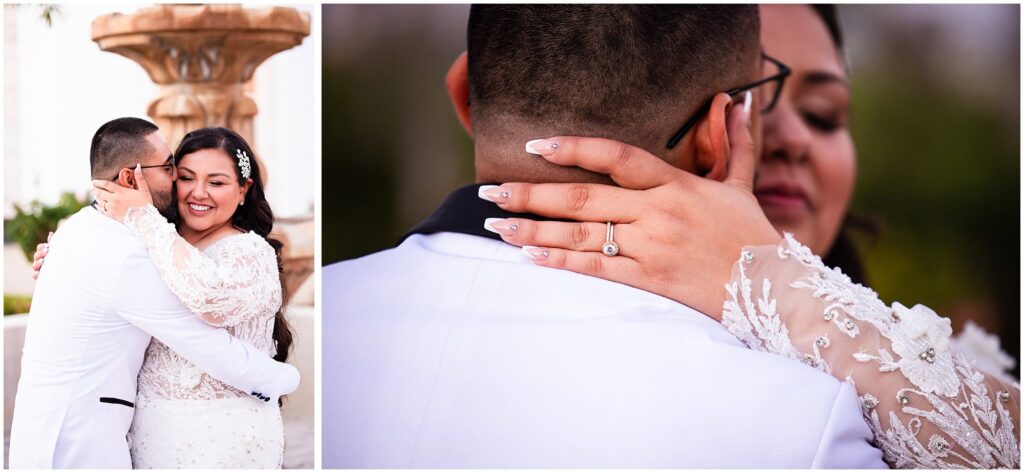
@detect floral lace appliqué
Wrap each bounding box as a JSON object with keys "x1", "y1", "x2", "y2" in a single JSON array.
[
  {"x1": 721, "y1": 233, "x2": 1019, "y2": 468},
  {"x1": 124, "y1": 205, "x2": 283, "y2": 400}
]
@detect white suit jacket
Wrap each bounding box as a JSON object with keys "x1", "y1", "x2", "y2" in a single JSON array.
[
  {"x1": 8, "y1": 206, "x2": 299, "y2": 469},
  {"x1": 323, "y1": 228, "x2": 887, "y2": 468}
]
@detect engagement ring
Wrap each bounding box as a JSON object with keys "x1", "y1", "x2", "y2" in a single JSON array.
[{"x1": 602, "y1": 221, "x2": 619, "y2": 256}]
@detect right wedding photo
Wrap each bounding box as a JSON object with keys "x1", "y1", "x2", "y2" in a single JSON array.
[{"x1": 320, "y1": 4, "x2": 1020, "y2": 468}]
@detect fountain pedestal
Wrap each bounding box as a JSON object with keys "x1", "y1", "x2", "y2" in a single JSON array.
[{"x1": 92, "y1": 4, "x2": 310, "y2": 147}]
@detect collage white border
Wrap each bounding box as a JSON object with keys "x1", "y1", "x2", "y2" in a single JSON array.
[{"x1": 0, "y1": 1, "x2": 1021, "y2": 472}]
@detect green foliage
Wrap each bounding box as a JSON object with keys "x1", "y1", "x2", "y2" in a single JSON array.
[
  {"x1": 848, "y1": 68, "x2": 1019, "y2": 364},
  {"x1": 322, "y1": 18, "x2": 474, "y2": 264},
  {"x1": 4, "y1": 295, "x2": 32, "y2": 316},
  {"x1": 40, "y1": 5, "x2": 60, "y2": 27},
  {"x1": 2, "y1": 4, "x2": 61, "y2": 28},
  {"x1": 850, "y1": 74, "x2": 1018, "y2": 306},
  {"x1": 6, "y1": 192, "x2": 90, "y2": 262}
]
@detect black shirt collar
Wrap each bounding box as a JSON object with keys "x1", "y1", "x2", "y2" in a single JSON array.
[{"x1": 401, "y1": 183, "x2": 551, "y2": 244}]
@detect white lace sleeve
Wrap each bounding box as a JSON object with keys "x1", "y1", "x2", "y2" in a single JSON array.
[
  {"x1": 123, "y1": 204, "x2": 282, "y2": 327},
  {"x1": 722, "y1": 233, "x2": 1019, "y2": 468}
]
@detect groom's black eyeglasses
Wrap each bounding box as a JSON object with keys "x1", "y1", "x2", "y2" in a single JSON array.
[
  {"x1": 111, "y1": 156, "x2": 176, "y2": 181},
  {"x1": 139, "y1": 162, "x2": 176, "y2": 176},
  {"x1": 666, "y1": 53, "x2": 791, "y2": 149}
]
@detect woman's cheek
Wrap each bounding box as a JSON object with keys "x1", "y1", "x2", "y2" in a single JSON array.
[
  {"x1": 176, "y1": 182, "x2": 192, "y2": 201},
  {"x1": 212, "y1": 187, "x2": 233, "y2": 208},
  {"x1": 813, "y1": 133, "x2": 857, "y2": 255}
]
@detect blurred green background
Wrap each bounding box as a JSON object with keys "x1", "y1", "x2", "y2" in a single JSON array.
[{"x1": 323, "y1": 5, "x2": 1019, "y2": 370}]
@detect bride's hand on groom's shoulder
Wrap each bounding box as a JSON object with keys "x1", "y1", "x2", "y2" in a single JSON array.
[
  {"x1": 481, "y1": 95, "x2": 780, "y2": 319},
  {"x1": 31, "y1": 232, "x2": 52, "y2": 280},
  {"x1": 92, "y1": 164, "x2": 154, "y2": 223}
]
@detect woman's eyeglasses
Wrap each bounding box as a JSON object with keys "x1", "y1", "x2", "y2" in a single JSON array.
[{"x1": 666, "y1": 53, "x2": 791, "y2": 149}]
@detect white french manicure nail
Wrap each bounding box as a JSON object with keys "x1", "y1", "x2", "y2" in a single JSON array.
[
  {"x1": 478, "y1": 185, "x2": 498, "y2": 201},
  {"x1": 483, "y1": 218, "x2": 502, "y2": 234},
  {"x1": 521, "y1": 245, "x2": 550, "y2": 261},
  {"x1": 525, "y1": 139, "x2": 558, "y2": 157},
  {"x1": 525, "y1": 139, "x2": 544, "y2": 154},
  {"x1": 478, "y1": 185, "x2": 510, "y2": 204},
  {"x1": 484, "y1": 218, "x2": 518, "y2": 236}
]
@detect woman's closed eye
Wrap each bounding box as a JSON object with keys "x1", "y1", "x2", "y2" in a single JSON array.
[
  {"x1": 178, "y1": 176, "x2": 226, "y2": 185},
  {"x1": 796, "y1": 91, "x2": 848, "y2": 134},
  {"x1": 801, "y1": 110, "x2": 842, "y2": 132}
]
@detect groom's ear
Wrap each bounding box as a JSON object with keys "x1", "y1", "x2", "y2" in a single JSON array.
[
  {"x1": 116, "y1": 167, "x2": 137, "y2": 189},
  {"x1": 446, "y1": 51, "x2": 473, "y2": 136},
  {"x1": 690, "y1": 92, "x2": 733, "y2": 182}
]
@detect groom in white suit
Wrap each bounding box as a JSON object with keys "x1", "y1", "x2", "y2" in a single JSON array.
[
  {"x1": 8, "y1": 117, "x2": 299, "y2": 468},
  {"x1": 323, "y1": 6, "x2": 885, "y2": 468}
]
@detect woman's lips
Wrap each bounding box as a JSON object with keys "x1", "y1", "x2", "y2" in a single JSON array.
[
  {"x1": 754, "y1": 185, "x2": 810, "y2": 217},
  {"x1": 186, "y1": 202, "x2": 214, "y2": 215}
]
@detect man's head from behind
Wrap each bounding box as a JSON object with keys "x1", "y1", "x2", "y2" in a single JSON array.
[
  {"x1": 90, "y1": 117, "x2": 176, "y2": 219},
  {"x1": 462, "y1": 5, "x2": 760, "y2": 184}
]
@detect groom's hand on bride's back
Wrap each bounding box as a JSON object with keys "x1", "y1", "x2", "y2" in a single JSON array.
[{"x1": 481, "y1": 97, "x2": 781, "y2": 318}]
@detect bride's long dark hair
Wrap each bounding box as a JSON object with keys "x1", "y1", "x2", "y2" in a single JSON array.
[{"x1": 173, "y1": 127, "x2": 293, "y2": 364}]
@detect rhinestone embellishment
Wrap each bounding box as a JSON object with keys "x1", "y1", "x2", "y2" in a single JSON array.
[
  {"x1": 741, "y1": 251, "x2": 753, "y2": 264},
  {"x1": 863, "y1": 395, "x2": 878, "y2": 410},
  {"x1": 509, "y1": 223, "x2": 519, "y2": 232},
  {"x1": 824, "y1": 308, "x2": 837, "y2": 321},
  {"x1": 898, "y1": 393, "x2": 910, "y2": 405},
  {"x1": 998, "y1": 391, "x2": 1010, "y2": 403},
  {"x1": 500, "y1": 191, "x2": 510, "y2": 200},
  {"x1": 602, "y1": 242, "x2": 619, "y2": 256},
  {"x1": 919, "y1": 347, "x2": 936, "y2": 364},
  {"x1": 844, "y1": 319, "x2": 856, "y2": 331},
  {"x1": 235, "y1": 149, "x2": 252, "y2": 180},
  {"x1": 928, "y1": 436, "x2": 950, "y2": 452},
  {"x1": 814, "y1": 336, "x2": 829, "y2": 348}
]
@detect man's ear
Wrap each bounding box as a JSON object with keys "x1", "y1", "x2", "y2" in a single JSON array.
[
  {"x1": 116, "y1": 167, "x2": 137, "y2": 189},
  {"x1": 690, "y1": 92, "x2": 734, "y2": 181},
  {"x1": 445, "y1": 51, "x2": 473, "y2": 136}
]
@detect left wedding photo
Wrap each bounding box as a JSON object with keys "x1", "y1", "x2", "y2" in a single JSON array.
[{"x1": 3, "y1": 4, "x2": 317, "y2": 469}]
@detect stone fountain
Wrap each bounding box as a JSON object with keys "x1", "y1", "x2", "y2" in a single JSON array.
[{"x1": 91, "y1": 4, "x2": 310, "y2": 148}]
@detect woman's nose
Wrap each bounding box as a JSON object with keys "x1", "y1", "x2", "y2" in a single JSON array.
[
  {"x1": 191, "y1": 183, "x2": 209, "y2": 198},
  {"x1": 761, "y1": 104, "x2": 811, "y2": 165}
]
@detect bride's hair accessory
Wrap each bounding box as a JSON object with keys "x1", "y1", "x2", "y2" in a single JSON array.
[
  {"x1": 236, "y1": 149, "x2": 252, "y2": 180},
  {"x1": 602, "y1": 221, "x2": 619, "y2": 256}
]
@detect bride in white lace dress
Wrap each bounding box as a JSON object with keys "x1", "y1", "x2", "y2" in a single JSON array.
[
  {"x1": 88, "y1": 127, "x2": 291, "y2": 468},
  {"x1": 470, "y1": 6, "x2": 1017, "y2": 468}
]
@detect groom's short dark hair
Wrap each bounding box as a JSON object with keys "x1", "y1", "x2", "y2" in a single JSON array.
[
  {"x1": 467, "y1": 5, "x2": 759, "y2": 173},
  {"x1": 90, "y1": 117, "x2": 159, "y2": 180}
]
